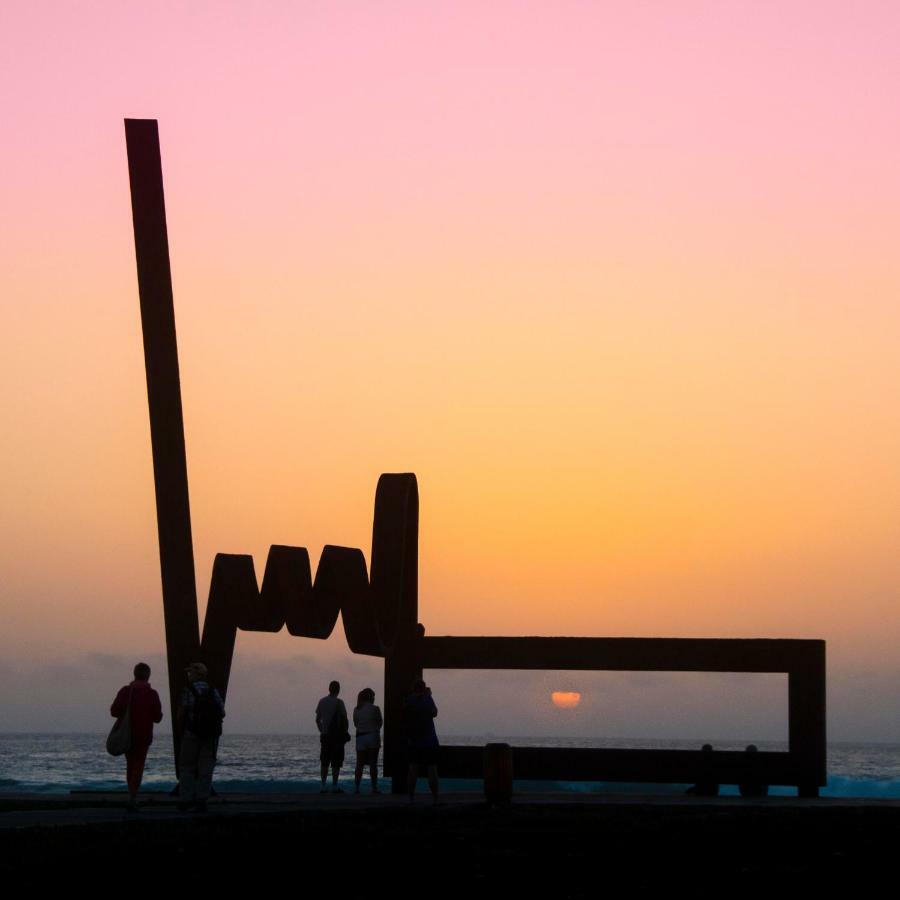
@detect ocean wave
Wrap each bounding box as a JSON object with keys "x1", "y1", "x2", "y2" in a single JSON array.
[
  {"x1": 821, "y1": 775, "x2": 900, "y2": 799},
  {"x1": 5, "y1": 776, "x2": 897, "y2": 799}
]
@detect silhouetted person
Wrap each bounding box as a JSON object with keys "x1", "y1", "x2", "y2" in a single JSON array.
[
  {"x1": 739, "y1": 744, "x2": 769, "y2": 797},
  {"x1": 353, "y1": 687, "x2": 383, "y2": 794},
  {"x1": 686, "y1": 743, "x2": 719, "y2": 797},
  {"x1": 404, "y1": 678, "x2": 439, "y2": 803},
  {"x1": 176, "y1": 662, "x2": 225, "y2": 812},
  {"x1": 110, "y1": 662, "x2": 163, "y2": 811},
  {"x1": 316, "y1": 680, "x2": 349, "y2": 793}
]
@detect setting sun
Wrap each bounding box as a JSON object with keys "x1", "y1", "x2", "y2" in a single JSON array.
[{"x1": 551, "y1": 692, "x2": 582, "y2": 709}]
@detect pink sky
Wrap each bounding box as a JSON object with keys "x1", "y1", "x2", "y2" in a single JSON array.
[{"x1": 1, "y1": 2, "x2": 899, "y2": 737}]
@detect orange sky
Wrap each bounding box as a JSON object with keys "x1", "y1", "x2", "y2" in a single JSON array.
[{"x1": 1, "y1": 3, "x2": 899, "y2": 737}]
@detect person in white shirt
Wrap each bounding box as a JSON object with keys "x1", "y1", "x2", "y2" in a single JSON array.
[{"x1": 352, "y1": 687, "x2": 383, "y2": 794}]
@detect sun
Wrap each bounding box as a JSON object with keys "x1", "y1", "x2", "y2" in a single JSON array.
[{"x1": 551, "y1": 691, "x2": 581, "y2": 709}]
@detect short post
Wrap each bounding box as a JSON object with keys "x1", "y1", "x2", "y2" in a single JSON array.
[{"x1": 484, "y1": 743, "x2": 513, "y2": 804}]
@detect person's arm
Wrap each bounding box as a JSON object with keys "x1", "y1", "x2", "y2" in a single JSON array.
[
  {"x1": 213, "y1": 689, "x2": 226, "y2": 718},
  {"x1": 152, "y1": 690, "x2": 163, "y2": 724},
  {"x1": 315, "y1": 700, "x2": 323, "y2": 733},
  {"x1": 176, "y1": 687, "x2": 189, "y2": 731},
  {"x1": 375, "y1": 706, "x2": 383, "y2": 729},
  {"x1": 429, "y1": 696, "x2": 438, "y2": 718},
  {"x1": 353, "y1": 708, "x2": 359, "y2": 729},
  {"x1": 110, "y1": 686, "x2": 126, "y2": 718}
]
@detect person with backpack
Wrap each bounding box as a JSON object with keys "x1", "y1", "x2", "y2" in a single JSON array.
[
  {"x1": 315, "y1": 680, "x2": 349, "y2": 793},
  {"x1": 177, "y1": 662, "x2": 225, "y2": 812}
]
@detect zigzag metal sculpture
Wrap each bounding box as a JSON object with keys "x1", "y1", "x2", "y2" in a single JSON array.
[
  {"x1": 202, "y1": 473, "x2": 417, "y2": 665},
  {"x1": 199, "y1": 473, "x2": 421, "y2": 779},
  {"x1": 125, "y1": 118, "x2": 827, "y2": 795}
]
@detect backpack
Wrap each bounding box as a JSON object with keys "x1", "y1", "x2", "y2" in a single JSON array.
[
  {"x1": 326, "y1": 702, "x2": 350, "y2": 744},
  {"x1": 191, "y1": 686, "x2": 224, "y2": 738}
]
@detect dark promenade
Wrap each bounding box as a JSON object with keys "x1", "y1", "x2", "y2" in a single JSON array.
[{"x1": 3, "y1": 792, "x2": 899, "y2": 892}]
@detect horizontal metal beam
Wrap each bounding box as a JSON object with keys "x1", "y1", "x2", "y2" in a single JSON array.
[
  {"x1": 435, "y1": 746, "x2": 820, "y2": 786},
  {"x1": 421, "y1": 636, "x2": 824, "y2": 673}
]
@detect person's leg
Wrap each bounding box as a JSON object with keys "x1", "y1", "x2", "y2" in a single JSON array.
[
  {"x1": 126, "y1": 743, "x2": 149, "y2": 805},
  {"x1": 407, "y1": 762, "x2": 417, "y2": 801},
  {"x1": 320, "y1": 738, "x2": 330, "y2": 792},
  {"x1": 371, "y1": 750, "x2": 380, "y2": 793},
  {"x1": 178, "y1": 731, "x2": 200, "y2": 807},
  {"x1": 427, "y1": 765, "x2": 439, "y2": 803},
  {"x1": 195, "y1": 737, "x2": 216, "y2": 809},
  {"x1": 125, "y1": 751, "x2": 136, "y2": 804},
  {"x1": 354, "y1": 757, "x2": 363, "y2": 793},
  {"x1": 331, "y1": 756, "x2": 343, "y2": 791}
]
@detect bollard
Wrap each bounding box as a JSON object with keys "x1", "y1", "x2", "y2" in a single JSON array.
[{"x1": 484, "y1": 742, "x2": 513, "y2": 804}]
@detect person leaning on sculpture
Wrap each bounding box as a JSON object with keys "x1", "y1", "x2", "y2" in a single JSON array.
[
  {"x1": 404, "y1": 678, "x2": 440, "y2": 803},
  {"x1": 176, "y1": 662, "x2": 225, "y2": 812},
  {"x1": 110, "y1": 662, "x2": 163, "y2": 811},
  {"x1": 353, "y1": 687, "x2": 383, "y2": 794},
  {"x1": 316, "y1": 680, "x2": 350, "y2": 793}
]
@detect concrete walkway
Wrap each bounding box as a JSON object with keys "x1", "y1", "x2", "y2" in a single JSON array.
[{"x1": 2, "y1": 790, "x2": 898, "y2": 829}]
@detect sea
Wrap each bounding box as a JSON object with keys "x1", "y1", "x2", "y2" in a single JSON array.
[{"x1": 2, "y1": 734, "x2": 900, "y2": 798}]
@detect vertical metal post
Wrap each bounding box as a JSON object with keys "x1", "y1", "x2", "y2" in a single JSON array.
[
  {"x1": 385, "y1": 628, "x2": 423, "y2": 793},
  {"x1": 788, "y1": 642, "x2": 827, "y2": 797},
  {"x1": 125, "y1": 118, "x2": 200, "y2": 770},
  {"x1": 369, "y1": 475, "x2": 420, "y2": 793}
]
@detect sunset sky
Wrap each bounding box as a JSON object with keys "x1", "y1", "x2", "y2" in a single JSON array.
[{"x1": 1, "y1": 2, "x2": 899, "y2": 740}]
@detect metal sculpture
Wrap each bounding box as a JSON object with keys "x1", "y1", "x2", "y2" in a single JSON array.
[
  {"x1": 125, "y1": 118, "x2": 826, "y2": 796},
  {"x1": 125, "y1": 119, "x2": 200, "y2": 766}
]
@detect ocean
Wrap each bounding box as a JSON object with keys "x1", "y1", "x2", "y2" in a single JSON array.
[{"x1": 2, "y1": 734, "x2": 900, "y2": 798}]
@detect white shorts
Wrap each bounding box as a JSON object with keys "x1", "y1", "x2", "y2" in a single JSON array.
[{"x1": 356, "y1": 732, "x2": 381, "y2": 752}]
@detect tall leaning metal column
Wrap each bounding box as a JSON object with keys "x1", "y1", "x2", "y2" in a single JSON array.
[{"x1": 125, "y1": 119, "x2": 201, "y2": 771}]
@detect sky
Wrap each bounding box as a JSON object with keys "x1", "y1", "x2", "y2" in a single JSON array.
[{"x1": 1, "y1": 2, "x2": 899, "y2": 741}]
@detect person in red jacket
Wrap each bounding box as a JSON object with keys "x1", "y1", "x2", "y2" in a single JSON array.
[{"x1": 110, "y1": 662, "x2": 163, "y2": 811}]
